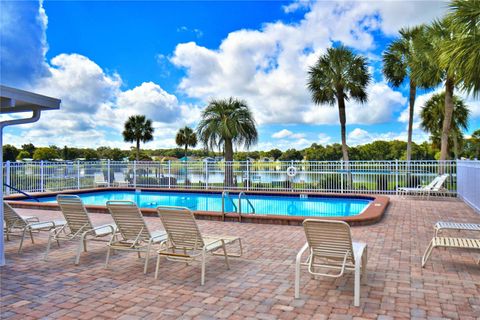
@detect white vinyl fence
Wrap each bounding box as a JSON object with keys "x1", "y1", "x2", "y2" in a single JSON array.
[
  {"x1": 456, "y1": 160, "x2": 480, "y2": 213},
  {"x1": 2, "y1": 160, "x2": 457, "y2": 196}
]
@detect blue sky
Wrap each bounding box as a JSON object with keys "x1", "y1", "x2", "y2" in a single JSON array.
[{"x1": 1, "y1": 0, "x2": 478, "y2": 151}]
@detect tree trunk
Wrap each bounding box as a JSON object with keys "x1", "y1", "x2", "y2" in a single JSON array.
[
  {"x1": 136, "y1": 139, "x2": 140, "y2": 162},
  {"x1": 440, "y1": 77, "x2": 454, "y2": 161},
  {"x1": 184, "y1": 145, "x2": 188, "y2": 158},
  {"x1": 337, "y1": 94, "x2": 351, "y2": 189},
  {"x1": 406, "y1": 80, "x2": 416, "y2": 161},
  {"x1": 224, "y1": 139, "x2": 234, "y2": 187},
  {"x1": 453, "y1": 132, "x2": 459, "y2": 160},
  {"x1": 337, "y1": 95, "x2": 349, "y2": 162}
]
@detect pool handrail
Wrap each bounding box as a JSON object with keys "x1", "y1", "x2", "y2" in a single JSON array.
[
  {"x1": 221, "y1": 191, "x2": 238, "y2": 221},
  {"x1": 3, "y1": 183, "x2": 39, "y2": 202},
  {"x1": 238, "y1": 192, "x2": 255, "y2": 222}
]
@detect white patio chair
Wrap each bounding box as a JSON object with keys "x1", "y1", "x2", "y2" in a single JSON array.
[
  {"x1": 44, "y1": 195, "x2": 116, "y2": 264},
  {"x1": 155, "y1": 206, "x2": 243, "y2": 285},
  {"x1": 295, "y1": 219, "x2": 368, "y2": 307},
  {"x1": 94, "y1": 172, "x2": 108, "y2": 187}
]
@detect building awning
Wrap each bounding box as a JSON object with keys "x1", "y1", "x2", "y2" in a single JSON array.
[
  {"x1": 1, "y1": 85, "x2": 61, "y2": 266},
  {"x1": 1, "y1": 85, "x2": 60, "y2": 114}
]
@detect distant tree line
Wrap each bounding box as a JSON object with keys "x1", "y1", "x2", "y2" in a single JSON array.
[{"x1": 4, "y1": 134, "x2": 479, "y2": 162}]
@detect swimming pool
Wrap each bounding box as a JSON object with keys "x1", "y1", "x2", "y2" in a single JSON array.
[{"x1": 30, "y1": 190, "x2": 372, "y2": 217}]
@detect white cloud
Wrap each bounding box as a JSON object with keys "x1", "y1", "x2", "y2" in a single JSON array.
[
  {"x1": 347, "y1": 127, "x2": 429, "y2": 146},
  {"x1": 317, "y1": 133, "x2": 331, "y2": 145},
  {"x1": 272, "y1": 129, "x2": 307, "y2": 139},
  {"x1": 170, "y1": 1, "x2": 439, "y2": 127}
]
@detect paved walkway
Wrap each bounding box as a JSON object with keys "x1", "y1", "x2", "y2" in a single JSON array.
[{"x1": 1, "y1": 197, "x2": 480, "y2": 319}]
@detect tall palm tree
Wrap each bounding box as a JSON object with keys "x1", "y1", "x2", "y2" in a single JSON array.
[
  {"x1": 383, "y1": 26, "x2": 425, "y2": 161},
  {"x1": 412, "y1": 16, "x2": 475, "y2": 160},
  {"x1": 123, "y1": 115, "x2": 154, "y2": 161},
  {"x1": 197, "y1": 97, "x2": 258, "y2": 186},
  {"x1": 307, "y1": 46, "x2": 371, "y2": 162},
  {"x1": 175, "y1": 126, "x2": 197, "y2": 158},
  {"x1": 443, "y1": 0, "x2": 480, "y2": 95},
  {"x1": 420, "y1": 92, "x2": 470, "y2": 159}
]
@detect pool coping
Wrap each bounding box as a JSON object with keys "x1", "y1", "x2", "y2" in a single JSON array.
[{"x1": 4, "y1": 187, "x2": 389, "y2": 226}]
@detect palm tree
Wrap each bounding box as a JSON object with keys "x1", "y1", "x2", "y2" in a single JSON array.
[
  {"x1": 175, "y1": 126, "x2": 198, "y2": 159},
  {"x1": 122, "y1": 115, "x2": 154, "y2": 162},
  {"x1": 197, "y1": 97, "x2": 258, "y2": 186},
  {"x1": 307, "y1": 46, "x2": 371, "y2": 162},
  {"x1": 412, "y1": 14, "x2": 478, "y2": 160},
  {"x1": 443, "y1": 0, "x2": 480, "y2": 95},
  {"x1": 383, "y1": 26, "x2": 425, "y2": 161},
  {"x1": 420, "y1": 92, "x2": 470, "y2": 159}
]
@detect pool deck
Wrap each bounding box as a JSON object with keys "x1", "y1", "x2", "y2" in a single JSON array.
[{"x1": 2, "y1": 196, "x2": 480, "y2": 319}]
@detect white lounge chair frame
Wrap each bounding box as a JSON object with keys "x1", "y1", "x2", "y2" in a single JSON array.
[
  {"x1": 4, "y1": 202, "x2": 66, "y2": 253},
  {"x1": 105, "y1": 201, "x2": 167, "y2": 273},
  {"x1": 113, "y1": 172, "x2": 129, "y2": 187},
  {"x1": 94, "y1": 172, "x2": 108, "y2": 187},
  {"x1": 398, "y1": 174, "x2": 448, "y2": 198},
  {"x1": 45, "y1": 195, "x2": 116, "y2": 264},
  {"x1": 422, "y1": 237, "x2": 480, "y2": 267},
  {"x1": 295, "y1": 219, "x2": 367, "y2": 307},
  {"x1": 155, "y1": 206, "x2": 243, "y2": 285},
  {"x1": 434, "y1": 221, "x2": 480, "y2": 237}
]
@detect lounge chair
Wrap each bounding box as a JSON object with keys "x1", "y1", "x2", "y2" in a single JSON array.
[
  {"x1": 427, "y1": 174, "x2": 450, "y2": 198},
  {"x1": 422, "y1": 237, "x2": 480, "y2": 267},
  {"x1": 94, "y1": 172, "x2": 108, "y2": 187},
  {"x1": 398, "y1": 174, "x2": 448, "y2": 198},
  {"x1": 4, "y1": 202, "x2": 66, "y2": 253},
  {"x1": 295, "y1": 219, "x2": 368, "y2": 307},
  {"x1": 434, "y1": 221, "x2": 480, "y2": 237},
  {"x1": 155, "y1": 206, "x2": 243, "y2": 285},
  {"x1": 113, "y1": 172, "x2": 129, "y2": 187},
  {"x1": 105, "y1": 201, "x2": 167, "y2": 273},
  {"x1": 44, "y1": 195, "x2": 116, "y2": 264}
]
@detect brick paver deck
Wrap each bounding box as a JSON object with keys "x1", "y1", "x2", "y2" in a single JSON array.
[{"x1": 2, "y1": 197, "x2": 480, "y2": 319}]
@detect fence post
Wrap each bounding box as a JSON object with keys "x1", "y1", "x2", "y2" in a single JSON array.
[
  {"x1": 168, "y1": 161, "x2": 171, "y2": 189},
  {"x1": 205, "y1": 161, "x2": 209, "y2": 190},
  {"x1": 340, "y1": 160, "x2": 344, "y2": 194},
  {"x1": 40, "y1": 160, "x2": 44, "y2": 192},
  {"x1": 107, "y1": 159, "x2": 111, "y2": 187},
  {"x1": 395, "y1": 160, "x2": 399, "y2": 195},
  {"x1": 5, "y1": 161, "x2": 10, "y2": 195},
  {"x1": 77, "y1": 160, "x2": 81, "y2": 189},
  {"x1": 246, "y1": 160, "x2": 250, "y2": 191},
  {"x1": 133, "y1": 160, "x2": 137, "y2": 188}
]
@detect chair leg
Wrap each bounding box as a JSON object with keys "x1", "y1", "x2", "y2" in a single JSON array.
[
  {"x1": 75, "y1": 240, "x2": 84, "y2": 265},
  {"x1": 154, "y1": 255, "x2": 161, "y2": 280},
  {"x1": 18, "y1": 228, "x2": 28, "y2": 253},
  {"x1": 294, "y1": 254, "x2": 301, "y2": 299},
  {"x1": 201, "y1": 251, "x2": 206, "y2": 286},
  {"x1": 354, "y1": 260, "x2": 361, "y2": 307},
  {"x1": 29, "y1": 230, "x2": 35, "y2": 244},
  {"x1": 44, "y1": 232, "x2": 54, "y2": 261},
  {"x1": 221, "y1": 241, "x2": 230, "y2": 269},
  {"x1": 144, "y1": 242, "x2": 152, "y2": 274},
  {"x1": 105, "y1": 246, "x2": 111, "y2": 269},
  {"x1": 362, "y1": 247, "x2": 368, "y2": 285},
  {"x1": 422, "y1": 239, "x2": 435, "y2": 268}
]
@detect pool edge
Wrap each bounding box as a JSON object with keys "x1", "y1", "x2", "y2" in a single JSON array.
[{"x1": 4, "y1": 187, "x2": 389, "y2": 226}]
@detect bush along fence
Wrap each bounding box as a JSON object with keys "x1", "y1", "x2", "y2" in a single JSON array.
[{"x1": 2, "y1": 160, "x2": 459, "y2": 196}]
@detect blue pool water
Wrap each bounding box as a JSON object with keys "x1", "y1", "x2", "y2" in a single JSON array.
[{"x1": 32, "y1": 191, "x2": 371, "y2": 217}]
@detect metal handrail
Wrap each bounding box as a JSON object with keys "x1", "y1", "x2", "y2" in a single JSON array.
[
  {"x1": 238, "y1": 192, "x2": 255, "y2": 223},
  {"x1": 3, "y1": 183, "x2": 39, "y2": 202},
  {"x1": 221, "y1": 191, "x2": 237, "y2": 221}
]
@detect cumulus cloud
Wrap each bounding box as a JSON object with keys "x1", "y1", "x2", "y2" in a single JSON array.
[
  {"x1": 170, "y1": 1, "x2": 436, "y2": 126},
  {"x1": 347, "y1": 127, "x2": 429, "y2": 146},
  {"x1": 272, "y1": 129, "x2": 306, "y2": 139},
  {"x1": 0, "y1": 0, "x2": 50, "y2": 87}
]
